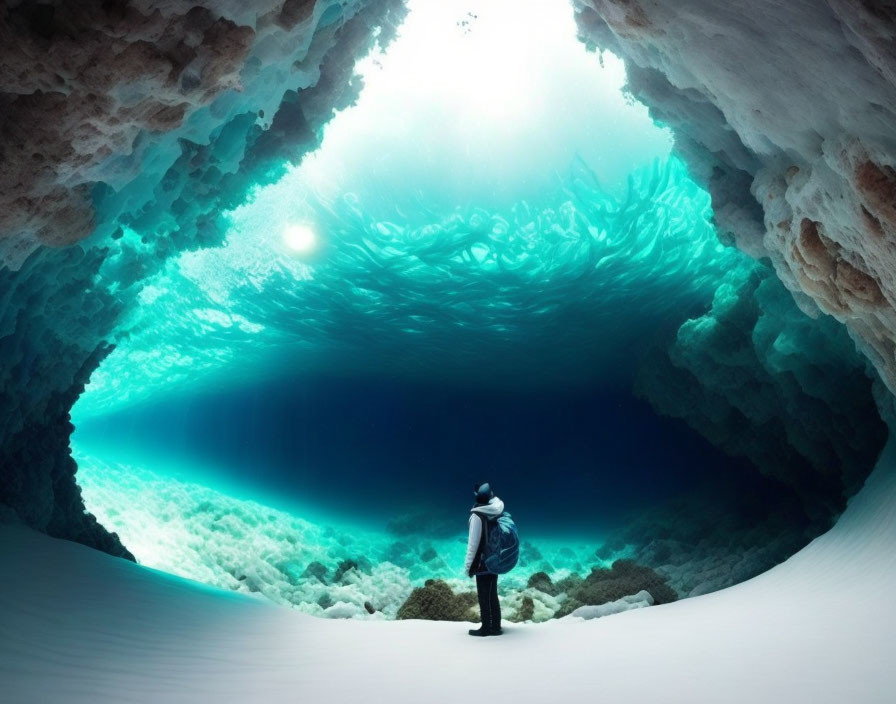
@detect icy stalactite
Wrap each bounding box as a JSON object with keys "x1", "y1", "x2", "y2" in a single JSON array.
[
  {"x1": 0, "y1": 0, "x2": 404, "y2": 554},
  {"x1": 575, "y1": 0, "x2": 896, "y2": 392}
]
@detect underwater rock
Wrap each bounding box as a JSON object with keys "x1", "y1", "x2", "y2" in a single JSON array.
[
  {"x1": 520, "y1": 542, "x2": 543, "y2": 565},
  {"x1": 513, "y1": 596, "x2": 535, "y2": 623},
  {"x1": 332, "y1": 559, "x2": 361, "y2": 583},
  {"x1": 322, "y1": 601, "x2": 363, "y2": 619},
  {"x1": 565, "y1": 590, "x2": 654, "y2": 620},
  {"x1": 595, "y1": 536, "x2": 627, "y2": 561},
  {"x1": 556, "y1": 559, "x2": 676, "y2": 617},
  {"x1": 554, "y1": 573, "x2": 585, "y2": 595},
  {"x1": 584, "y1": 0, "x2": 891, "y2": 523},
  {"x1": 595, "y1": 470, "x2": 826, "y2": 598},
  {"x1": 0, "y1": 2, "x2": 250, "y2": 267},
  {"x1": 396, "y1": 579, "x2": 478, "y2": 622},
  {"x1": 382, "y1": 541, "x2": 415, "y2": 568},
  {"x1": 526, "y1": 571, "x2": 559, "y2": 597},
  {"x1": 317, "y1": 593, "x2": 333, "y2": 610},
  {"x1": 500, "y1": 587, "x2": 565, "y2": 623},
  {"x1": 302, "y1": 561, "x2": 329, "y2": 583}
]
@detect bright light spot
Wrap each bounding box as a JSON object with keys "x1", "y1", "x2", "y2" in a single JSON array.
[{"x1": 283, "y1": 223, "x2": 317, "y2": 253}]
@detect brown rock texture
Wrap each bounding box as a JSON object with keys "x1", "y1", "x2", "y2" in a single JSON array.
[
  {"x1": 0, "y1": 2, "x2": 256, "y2": 268},
  {"x1": 396, "y1": 579, "x2": 478, "y2": 621}
]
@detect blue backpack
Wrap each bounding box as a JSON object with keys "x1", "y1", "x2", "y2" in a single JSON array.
[{"x1": 479, "y1": 512, "x2": 520, "y2": 574}]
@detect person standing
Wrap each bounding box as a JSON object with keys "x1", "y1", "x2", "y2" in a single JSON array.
[{"x1": 464, "y1": 482, "x2": 504, "y2": 636}]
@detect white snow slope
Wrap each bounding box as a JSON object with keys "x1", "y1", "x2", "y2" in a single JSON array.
[{"x1": 3, "y1": 443, "x2": 896, "y2": 703}]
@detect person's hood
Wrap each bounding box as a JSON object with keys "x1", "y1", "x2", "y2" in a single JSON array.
[{"x1": 471, "y1": 496, "x2": 504, "y2": 516}]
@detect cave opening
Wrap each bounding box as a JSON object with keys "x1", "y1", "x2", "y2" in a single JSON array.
[
  {"x1": 6, "y1": 0, "x2": 896, "y2": 695},
  {"x1": 59, "y1": 0, "x2": 887, "y2": 618}
]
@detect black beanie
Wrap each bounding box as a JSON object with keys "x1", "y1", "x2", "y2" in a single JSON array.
[{"x1": 473, "y1": 482, "x2": 494, "y2": 505}]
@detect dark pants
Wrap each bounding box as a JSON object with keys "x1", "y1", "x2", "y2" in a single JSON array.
[{"x1": 475, "y1": 573, "x2": 501, "y2": 631}]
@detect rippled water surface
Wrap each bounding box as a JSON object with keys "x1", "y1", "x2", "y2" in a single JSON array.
[{"x1": 73, "y1": 0, "x2": 762, "y2": 563}]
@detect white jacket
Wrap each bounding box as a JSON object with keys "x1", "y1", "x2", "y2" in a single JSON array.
[{"x1": 463, "y1": 496, "x2": 505, "y2": 575}]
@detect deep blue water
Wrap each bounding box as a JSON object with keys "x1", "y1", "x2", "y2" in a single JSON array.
[{"x1": 75, "y1": 371, "x2": 763, "y2": 539}]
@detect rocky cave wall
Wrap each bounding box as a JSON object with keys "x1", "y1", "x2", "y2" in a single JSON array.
[
  {"x1": 575, "y1": 0, "x2": 896, "y2": 502},
  {"x1": 575, "y1": 0, "x2": 896, "y2": 388},
  {"x1": 636, "y1": 264, "x2": 887, "y2": 517},
  {"x1": 0, "y1": 0, "x2": 405, "y2": 554}
]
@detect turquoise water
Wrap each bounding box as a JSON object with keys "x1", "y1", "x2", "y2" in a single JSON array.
[
  {"x1": 70, "y1": 0, "x2": 785, "y2": 612},
  {"x1": 76, "y1": 156, "x2": 744, "y2": 417},
  {"x1": 73, "y1": 0, "x2": 727, "y2": 419}
]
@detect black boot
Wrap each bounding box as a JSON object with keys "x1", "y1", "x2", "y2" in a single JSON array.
[{"x1": 470, "y1": 574, "x2": 503, "y2": 636}]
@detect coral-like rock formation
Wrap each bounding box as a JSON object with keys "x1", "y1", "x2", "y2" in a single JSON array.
[
  {"x1": 333, "y1": 559, "x2": 363, "y2": 583},
  {"x1": 526, "y1": 571, "x2": 558, "y2": 596},
  {"x1": 575, "y1": 0, "x2": 896, "y2": 392},
  {"x1": 396, "y1": 579, "x2": 478, "y2": 622},
  {"x1": 636, "y1": 265, "x2": 888, "y2": 515},
  {"x1": 0, "y1": 0, "x2": 404, "y2": 554},
  {"x1": 0, "y1": 1, "x2": 256, "y2": 267},
  {"x1": 301, "y1": 561, "x2": 329, "y2": 582},
  {"x1": 631, "y1": 271, "x2": 888, "y2": 591},
  {"x1": 512, "y1": 595, "x2": 535, "y2": 622},
  {"x1": 555, "y1": 559, "x2": 677, "y2": 617}
]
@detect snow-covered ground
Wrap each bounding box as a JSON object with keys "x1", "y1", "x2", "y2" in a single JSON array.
[{"x1": 3, "y1": 443, "x2": 896, "y2": 703}]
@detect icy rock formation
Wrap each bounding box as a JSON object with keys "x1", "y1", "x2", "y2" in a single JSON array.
[
  {"x1": 553, "y1": 559, "x2": 677, "y2": 617},
  {"x1": 575, "y1": 0, "x2": 896, "y2": 390},
  {"x1": 503, "y1": 588, "x2": 565, "y2": 623},
  {"x1": 636, "y1": 265, "x2": 888, "y2": 515},
  {"x1": 0, "y1": 0, "x2": 404, "y2": 554},
  {"x1": 565, "y1": 590, "x2": 653, "y2": 620},
  {"x1": 631, "y1": 262, "x2": 888, "y2": 592},
  {"x1": 0, "y1": 1, "x2": 252, "y2": 267},
  {"x1": 513, "y1": 595, "x2": 535, "y2": 622}
]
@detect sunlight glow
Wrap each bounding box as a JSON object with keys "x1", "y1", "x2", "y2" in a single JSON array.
[
  {"x1": 294, "y1": 0, "x2": 673, "y2": 212},
  {"x1": 283, "y1": 223, "x2": 317, "y2": 253}
]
